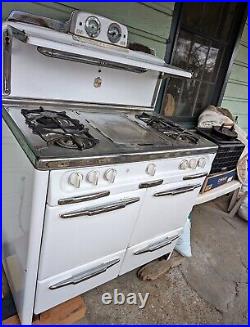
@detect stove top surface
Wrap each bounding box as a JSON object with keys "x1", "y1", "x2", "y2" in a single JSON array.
[{"x1": 3, "y1": 105, "x2": 217, "y2": 169}]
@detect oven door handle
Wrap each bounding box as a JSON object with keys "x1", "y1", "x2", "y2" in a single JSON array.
[
  {"x1": 134, "y1": 235, "x2": 180, "y2": 255},
  {"x1": 60, "y1": 197, "x2": 140, "y2": 219},
  {"x1": 58, "y1": 190, "x2": 110, "y2": 205},
  {"x1": 139, "y1": 179, "x2": 163, "y2": 189},
  {"x1": 49, "y1": 258, "x2": 120, "y2": 290},
  {"x1": 154, "y1": 184, "x2": 201, "y2": 197},
  {"x1": 183, "y1": 173, "x2": 207, "y2": 180}
]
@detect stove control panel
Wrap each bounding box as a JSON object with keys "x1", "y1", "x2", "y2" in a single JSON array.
[{"x1": 69, "y1": 11, "x2": 128, "y2": 47}]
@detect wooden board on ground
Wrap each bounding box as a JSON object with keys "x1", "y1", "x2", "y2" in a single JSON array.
[{"x1": 3, "y1": 296, "x2": 86, "y2": 325}]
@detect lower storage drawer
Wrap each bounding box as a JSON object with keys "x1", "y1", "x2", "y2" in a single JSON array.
[
  {"x1": 119, "y1": 228, "x2": 182, "y2": 275},
  {"x1": 34, "y1": 250, "x2": 125, "y2": 314}
]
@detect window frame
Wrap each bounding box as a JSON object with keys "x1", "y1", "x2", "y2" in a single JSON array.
[{"x1": 156, "y1": 2, "x2": 247, "y2": 125}]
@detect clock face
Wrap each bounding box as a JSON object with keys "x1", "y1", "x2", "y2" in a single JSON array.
[
  {"x1": 107, "y1": 23, "x2": 122, "y2": 43},
  {"x1": 85, "y1": 16, "x2": 101, "y2": 38}
]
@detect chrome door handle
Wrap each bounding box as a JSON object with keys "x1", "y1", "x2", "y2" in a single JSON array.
[
  {"x1": 49, "y1": 258, "x2": 120, "y2": 290},
  {"x1": 134, "y1": 235, "x2": 180, "y2": 255},
  {"x1": 60, "y1": 197, "x2": 140, "y2": 219},
  {"x1": 183, "y1": 173, "x2": 207, "y2": 180},
  {"x1": 154, "y1": 184, "x2": 201, "y2": 197},
  {"x1": 58, "y1": 190, "x2": 110, "y2": 205},
  {"x1": 139, "y1": 179, "x2": 163, "y2": 189}
]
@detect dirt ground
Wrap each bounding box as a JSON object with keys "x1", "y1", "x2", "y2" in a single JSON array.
[{"x1": 77, "y1": 195, "x2": 248, "y2": 324}]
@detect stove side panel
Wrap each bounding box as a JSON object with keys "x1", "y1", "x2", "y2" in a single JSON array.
[{"x1": 2, "y1": 120, "x2": 49, "y2": 324}]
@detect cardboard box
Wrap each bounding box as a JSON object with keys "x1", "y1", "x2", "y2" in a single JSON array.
[{"x1": 201, "y1": 169, "x2": 236, "y2": 193}]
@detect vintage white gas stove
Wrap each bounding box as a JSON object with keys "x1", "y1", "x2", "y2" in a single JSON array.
[{"x1": 2, "y1": 11, "x2": 217, "y2": 324}]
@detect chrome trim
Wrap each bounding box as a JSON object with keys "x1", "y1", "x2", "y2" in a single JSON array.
[
  {"x1": 2, "y1": 96, "x2": 153, "y2": 112},
  {"x1": 183, "y1": 173, "x2": 208, "y2": 180},
  {"x1": 139, "y1": 179, "x2": 163, "y2": 189},
  {"x1": 37, "y1": 46, "x2": 147, "y2": 74},
  {"x1": 3, "y1": 28, "x2": 12, "y2": 95},
  {"x1": 3, "y1": 26, "x2": 28, "y2": 95},
  {"x1": 49, "y1": 258, "x2": 120, "y2": 290},
  {"x1": 154, "y1": 184, "x2": 201, "y2": 197},
  {"x1": 134, "y1": 235, "x2": 180, "y2": 255},
  {"x1": 58, "y1": 190, "x2": 110, "y2": 205},
  {"x1": 60, "y1": 197, "x2": 140, "y2": 218}
]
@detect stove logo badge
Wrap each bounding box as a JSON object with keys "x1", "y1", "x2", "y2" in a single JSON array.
[{"x1": 94, "y1": 77, "x2": 102, "y2": 88}]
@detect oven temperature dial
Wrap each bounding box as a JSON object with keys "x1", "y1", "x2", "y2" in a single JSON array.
[
  {"x1": 86, "y1": 170, "x2": 99, "y2": 185},
  {"x1": 104, "y1": 168, "x2": 117, "y2": 183},
  {"x1": 146, "y1": 163, "x2": 156, "y2": 176},
  {"x1": 68, "y1": 172, "x2": 83, "y2": 188}
]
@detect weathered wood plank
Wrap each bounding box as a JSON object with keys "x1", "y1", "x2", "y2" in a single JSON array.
[
  {"x1": 224, "y1": 82, "x2": 248, "y2": 100},
  {"x1": 228, "y1": 64, "x2": 248, "y2": 85},
  {"x1": 235, "y1": 44, "x2": 248, "y2": 66}
]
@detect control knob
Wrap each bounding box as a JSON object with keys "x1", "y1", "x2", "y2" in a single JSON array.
[
  {"x1": 104, "y1": 168, "x2": 117, "y2": 183},
  {"x1": 179, "y1": 160, "x2": 189, "y2": 170},
  {"x1": 189, "y1": 158, "x2": 198, "y2": 169},
  {"x1": 146, "y1": 163, "x2": 156, "y2": 176},
  {"x1": 86, "y1": 170, "x2": 99, "y2": 185},
  {"x1": 198, "y1": 157, "x2": 206, "y2": 168},
  {"x1": 68, "y1": 172, "x2": 83, "y2": 188}
]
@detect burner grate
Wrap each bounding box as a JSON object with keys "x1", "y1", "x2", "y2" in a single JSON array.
[
  {"x1": 21, "y1": 107, "x2": 99, "y2": 150},
  {"x1": 136, "y1": 112, "x2": 199, "y2": 144}
]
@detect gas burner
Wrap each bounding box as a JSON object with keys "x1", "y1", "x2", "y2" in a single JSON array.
[
  {"x1": 21, "y1": 107, "x2": 99, "y2": 150},
  {"x1": 136, "y1": 112, "x2": 199, "y2": 144}
]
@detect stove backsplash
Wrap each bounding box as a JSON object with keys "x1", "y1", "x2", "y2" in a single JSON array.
[{"x1": 4, "y1": 34, "x2": 160, "y2": 109}]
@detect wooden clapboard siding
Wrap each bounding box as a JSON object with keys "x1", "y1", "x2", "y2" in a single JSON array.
[
  {"x1": 2, "y1": 2, "x2": 175, "y2": 58},
  {"x1": 221, "y1": 20, "x2": 248, "y2": 133}
]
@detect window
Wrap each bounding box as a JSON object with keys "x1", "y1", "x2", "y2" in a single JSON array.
[{"x1": 161, "y1": 3, "x2": 246, "y2": 120}]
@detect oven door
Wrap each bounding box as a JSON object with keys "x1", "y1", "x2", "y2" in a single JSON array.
[
  {"x1": 37, "y1": 189, "x2": 144, "y2": 280},
  {"x1": 129, "y1": 179, "x2": 204, "y2": 246}
]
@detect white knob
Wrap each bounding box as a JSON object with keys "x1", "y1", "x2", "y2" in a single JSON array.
[
  {"x1": 189, "y1": 158, "x2": 198, "y2": 169},
  {"x1": 179, "y1": 160, "x2": 189, "y2": 170},
  {"x1": 146, "y1": 163, "x2": 156, "y2": 176},
  {"x1": 68, "y1": 172, "x2": 83, "y2": 188},
  {"x1": 104, "y1": 168, "x2": 117, "y2": 183},
  {"x1": 86, "y1": 170, "x2": 99, "y2": 185},
  {"x1": 198, "y1": 157, "x2": 206, "y2": 168}
]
